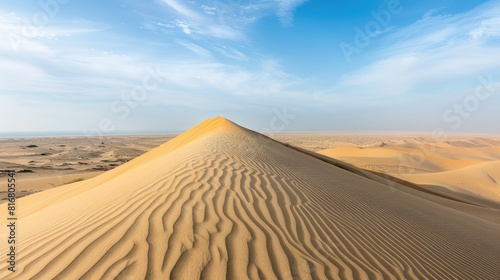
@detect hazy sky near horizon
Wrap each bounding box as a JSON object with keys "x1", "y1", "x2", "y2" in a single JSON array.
[{"x1": 1, "y1": 0, "x2": 500, "y2": 134}]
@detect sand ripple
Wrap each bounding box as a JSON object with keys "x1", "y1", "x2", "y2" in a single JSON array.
[{"x1": 1, "y1": 117, "x2": 499, "y2": 279}]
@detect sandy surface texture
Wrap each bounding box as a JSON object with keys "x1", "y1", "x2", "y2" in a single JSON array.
[
  {"x1": 316, "y1": 136, "x2": 500, "y2": 209},
  {"x1": 0, "y1": 117, "x2": 498, "y2": 279},
  {"x1": 0, "y1": 135, "x2": 172, "y2": 203}
]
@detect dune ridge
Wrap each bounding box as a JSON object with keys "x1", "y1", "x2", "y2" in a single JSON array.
[{"x1": 1, "y1": 117, "x2": 499, "y2": 279}]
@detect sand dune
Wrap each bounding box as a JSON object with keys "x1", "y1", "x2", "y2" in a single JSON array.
[
  {"x1": 319, "y1": 138, "x2": 500, "y2": 209},
  {"x1": 1, "y1": 117, "x2": 499, "y2": 279},
  {"x1": 319, "y1": 138, "x2": 500, "y2": 175},
  {"x1": 403, "y1": 160, "x2": 500, "y2": 208}
]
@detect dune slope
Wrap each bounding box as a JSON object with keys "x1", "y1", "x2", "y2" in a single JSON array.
[
  {"x1": 403, "y1": 160, "x2": 500, "y2": 208},
  {"x1": 319, "y1": 138, "x2": 500, "y2": 209},
  {"x1": 1, "y1": 117, "x2": 499, "y2": 280},
  {"x1": 319, "y1": 138, "x2": 500, "y2": 174}
]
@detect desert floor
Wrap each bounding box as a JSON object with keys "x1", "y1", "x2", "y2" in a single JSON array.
[
  {"x1": 2, "y1": 131, "x2": 498, "y2": 204},
  {"x1": 0, "y1": 118, "x2": 499, "y2": 279},
  {"x1": 0, "y1": 135, "x2": 174, "y2": 202}
]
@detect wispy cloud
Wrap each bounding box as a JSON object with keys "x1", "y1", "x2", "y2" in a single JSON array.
[
  {"x1": 174, "y1": 20, "x2": 192, "y2": 35},
  {"x1": 0, "y1": 12, "x2": 150, "y2": 101},
  {"x1": 0, "y1": 12, "x2": 105, "y2": 54},
  {"x1": 154, "y1": 58, "x2": 301, "y2": 98},
  {"x1": 339, "y1": 0, "x2": 500, "y2": 97},
  {"x1": 0, "y1": 7, "x2": 306, "y2": 107},
  {"x1": 469, "y1": 17, "x2": 500, "y2": 39},
  {"x1": 422, "y1": 7, "x2": 446, "y2": 20},
  {"x1": 154, "y1": 0, "x2": 245, "y2": 40},
  {"x1": 160, "y1": 0, "x2": 202, "y2": 21},
  {"x1": 176, "y1": 39, "x2": 213, "y2": 57},
  {"x1": 201, "y1": 5, "x2": 216, "y2": 15},
  {"x1": 152, "y1": 0, "x2": 308, "y2": 39},
  {"x1": 214, "y1": 45, "x2": 248, "y2": 61},
  {"x1": 276, "y1": 0, "x2": 308, "y2": 26},
  {"x1": 142, "y1": 0, "x2": 309, "y2": 83}
]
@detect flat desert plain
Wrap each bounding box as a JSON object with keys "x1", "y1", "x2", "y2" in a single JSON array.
[
  {"x1": 0, "y1": 117, "x2": 499, "y2": 279},
  {"x1": 0, "y1": 135, "x2": 173, "y2": 202}
]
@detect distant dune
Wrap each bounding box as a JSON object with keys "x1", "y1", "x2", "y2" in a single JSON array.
[
  {"x1": 319, "y1": 138, "x2": 500, "y2": 210},
  {"x1": 1, "y1": 117, "x2": 499, "y2": 279},
  {"x1": 404, "y1": 160, "x2": 500, "y2": 208}
]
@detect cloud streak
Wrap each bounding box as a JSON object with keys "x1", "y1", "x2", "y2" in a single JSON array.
[
  {"x1": 339, "y1": 0, "x2": 500, "y2": 97},
  {"x1": 276, "y1": 0, "x2": 308, "y2": 26},
  {"x1": 0, "y1": 6, "x2": 306, "y2": 108}
]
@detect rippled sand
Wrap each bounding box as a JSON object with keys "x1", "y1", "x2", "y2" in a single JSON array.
[{"x1": 1, "y1": 117, "x2": 499, "y2": 279}]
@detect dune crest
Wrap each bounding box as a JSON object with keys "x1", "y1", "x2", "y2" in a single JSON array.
[{"x1": 1, "y1": 117, "x2": 499, "y2": 279}]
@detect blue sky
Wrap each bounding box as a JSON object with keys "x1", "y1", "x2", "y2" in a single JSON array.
[{"x1": 1, "y1": 0, "x2": 500, "y2": 135}]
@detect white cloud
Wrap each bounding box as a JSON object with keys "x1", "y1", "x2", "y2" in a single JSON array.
[
  {"x1": 153, "y1": 58, "x2": 300, "y2": 98},
  {"x1": 0, "y1": 7, "x2": 307, "y2": 109},
  {"x1": 156, "y1": 0, "x2": 244, "y2": 40},
  {"x1": 0, "y1": 12, "x2": 149, "y2": 100},
  {"x1": 339, "y1": 0, "x2": 500, "y2": 97},
  {"x1": 160, "y1": 0, "x2": 202, "y2": 21},
  {"x1": 201, "y1": 5, "x2": 216, "y2": 15},
  {"x1": 214, "y1": 46, "x2": 248, "y2": 61},
  {"x1": 0, "y1": 2, "x2": 324, "y2": 134},
  {"x1": 176, "y1": 40, "x2": 212, "y2": 57},
  {"x1": 174, "y1": 20, "x2": 192, "y2": 34},
  {"x1": 469, "y1": 17, "x2": 500, "y2": 39},
  {"x1": 154, "y1": 0, "x2": 308, "y2": 40},
  {"x1": 275, "y1": 0, "x2": 308, "y2": 26},
  {"x1": 422, "y1": 7, "x2": 446, "y2": 20}
]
